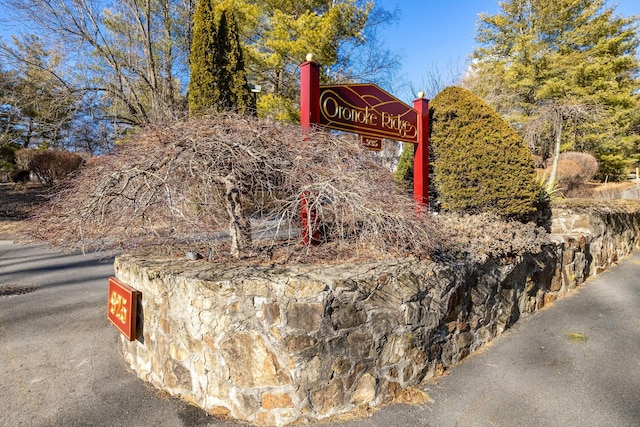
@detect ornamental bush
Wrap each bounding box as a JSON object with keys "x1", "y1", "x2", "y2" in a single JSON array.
[
  {"x1": 430, "y1": 87, "x2": 538, "y2": 217},
  {"x1": 29, "y1": 149, "x2": 84, "y2": 185}
]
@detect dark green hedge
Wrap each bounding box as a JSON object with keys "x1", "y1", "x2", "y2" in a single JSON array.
[{"x1": 430, "y1": 87, "x2": 538, "y2": 217}]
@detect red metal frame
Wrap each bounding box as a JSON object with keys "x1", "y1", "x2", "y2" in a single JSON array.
[{"x1": 299, "y1": 59, "x2": 430, "y2": 244}]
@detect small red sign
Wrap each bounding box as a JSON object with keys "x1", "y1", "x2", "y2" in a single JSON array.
[
  {"x1": 107, "y1": 277, "x2": 139, "y2": 341},
  {"x1": 319, "y1": 84, "x2": 418, "y2": 143}
]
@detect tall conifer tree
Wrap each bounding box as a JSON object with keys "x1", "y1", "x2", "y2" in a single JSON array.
[
  {"x1": 216, "y1": 9, "x2": 255, "y2": 114},
  {"x1": 188, "y1": 0, "x2": 218, "y2": 115},
  {"x1": 189, "y1": 3, "x2": 254, "y2": 115}
]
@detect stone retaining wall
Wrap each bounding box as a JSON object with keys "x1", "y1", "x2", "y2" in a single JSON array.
[{"x1": 115, "y1": 209, "x2": 640, "y2": 426}]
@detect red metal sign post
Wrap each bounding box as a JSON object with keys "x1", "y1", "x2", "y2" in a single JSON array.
[
  {"x1": 413, "y1": 96, "x2": 429, "y2": 208},
  {"x1": 299, "y1": 57, "x2": 321, "y2": 244}
]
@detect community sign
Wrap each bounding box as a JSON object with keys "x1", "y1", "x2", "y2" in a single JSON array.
[{"x1": 319, "y1": 84, "x2": 419, "y2": 144}]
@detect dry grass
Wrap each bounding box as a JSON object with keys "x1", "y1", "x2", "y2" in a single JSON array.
[
  {"x1": 317, "y1": 386, "x2": 433, "y2": 424},
  {"x1": 0, "y1": 220, "x2": 26, "y2": 240},
  {"x1": 390, "y1": 386, "x2": 434, "y2": 405}
]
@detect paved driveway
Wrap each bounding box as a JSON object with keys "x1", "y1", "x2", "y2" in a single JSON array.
[
  {"x1": 0, "y1": 241, "x2": 231, "y2": 426},
  {"x1": 1, "y1": 240, "x2": 639, "y2": 426}
]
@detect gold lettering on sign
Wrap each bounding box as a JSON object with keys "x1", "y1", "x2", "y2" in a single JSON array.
[
  {"x1": 319, "y1": 86, "x2": 418, "y2": 142},
  {"x1": 381, "y1": 112, "x2": 414, "y2": 138},
  {"x1": 110, "y1": 291, "x2": 128, "y2": 324},
  {"x1": 322, "y1": 97, "x2": 378, "y2": 126}
]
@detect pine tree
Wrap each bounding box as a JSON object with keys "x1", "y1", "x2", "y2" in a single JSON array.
[
  {"x1": 466, "y1": 0, "x2": 640, "y2": 180},
  {"x1": 394, "y1": 143, "x2": 414, "y2": 191},
  {"x1": 188, "y1": 0, "x2": 218, "y2": 116}
]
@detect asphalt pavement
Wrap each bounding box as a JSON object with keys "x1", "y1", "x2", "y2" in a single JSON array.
[{"x1": 1, "y1": 239, "x2": 639, "y2": 427}]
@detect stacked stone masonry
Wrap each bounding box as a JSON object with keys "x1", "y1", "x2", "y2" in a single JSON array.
[{"x1": 115, "y1": 209, "x2": 640, "y2": 426}]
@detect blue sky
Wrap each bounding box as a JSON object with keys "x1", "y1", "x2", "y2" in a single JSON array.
[
  {"x1": 1, "y1": 0, "x2": 638, "y2": 98},
  {"x1": 376, "y1": 0, "x2": 640, "y2": 99}
]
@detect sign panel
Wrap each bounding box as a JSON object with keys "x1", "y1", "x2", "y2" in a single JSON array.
[
  {"x1": 319, "y1": 84, "x2": 418, "y2": 143},
  {"x1": 107, "y1": 277, "x2": 139, "y2": 341},
  {"x1": 359, "y1": 135, "x2": 382, "y2": 151}
]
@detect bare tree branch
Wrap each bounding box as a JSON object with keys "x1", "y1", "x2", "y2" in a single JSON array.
[{"x1": 30, "y1": 114, "x2": 443, "y2": 261}]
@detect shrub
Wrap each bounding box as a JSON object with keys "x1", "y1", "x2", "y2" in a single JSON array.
[
  {"x1": 394, "y1": 143, "x2": 414, "y2": 191},
  {"x1": 430, "y1": 87, "x2": 538, "y2": 217},
  {"x1": 552, "y1": 159, "x2": 581, "y2": 190},
  {"x1": 7, "y1": 169, "x2": 30, "y2": 183},
  {"x1": 28, "y1": 149, "x2": 84, "y2": 185},
  {"x1": 437, "y1": 212, "x2": 550, "y2": 264},
  {"x1": 558, "y1": 152, "x2": 598, "y2": 185},
  {"x1": 0, "y1": 142, "x2": 20, "y2": 167},
  {"x1": 539, "y1": 151, "x2": 599, "y2": 196},
  {"x1": 31, "y1": 114, "x2": 442, "y2": 260}
]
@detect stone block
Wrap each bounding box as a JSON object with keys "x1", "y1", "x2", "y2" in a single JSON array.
[
  {"x1": 346, "y1": 331, "x2": 373, "y2": 359},
  {"x1": 286, "y1": 334, "x2": 317, "y2": 352},
  {"x1": 221, "y1": 332, "x2": 291, "y2": 388},
  {"x1": 285, "y1": 278, "x2": 327, "y2": 298},
  {"x1": 202, "y1": 332, "x2": 216, "y2": 350},
  {"x1": 254, "y1": 411, "x2": 275, "y2": 426},
  {"x1": 378, "y1": 335, "x2": 408, "y2": 366},
  {"x1": 403, "y1": 302, "x2": 421, "y2": 325},
  {"x1": 345, "y1": 362, "x2": 367, "y2": 390},
  {"x1": 331, "y1": 358, "x2": 351, "y2": 376},
  {"x1": 262, "y1": 302, "x2": 280, "y2": 325},
  {"x1": 300, "y1": 355, "x2": 323, "y2": 384},
  {"x1": 165, "y1": 361, "x2": 192, "y2": 391},
  {"x1": 311, "y1": 378, "x2": 345, "y2": 416},
  {"x1": 350, "y1": 373, "x2": 376, "y2": 405},
  {"x1": 262, "y1": 392, "x2": 294, "y2": 410},
  {"x1": 330, "y1": 305, "x2": 367, "y2": 330},
  {"x1": 169, "y1": 342, "x2": 189, "y2": 362},
  {"x1": 237, "y1": 279, "x2": 272, "y2": 297},
  {"x1": 233, "y1": 393, "x2": 260, "y2": 419},
  {"x1": 287, "y1": 302, "x2": 324, "y2": 331},
  {"x1": 158, "y1": 317, "x2": 171, "y2": 334},
  {"x1": 456, "y1": 332, "x2": 474, "y2": 350}
]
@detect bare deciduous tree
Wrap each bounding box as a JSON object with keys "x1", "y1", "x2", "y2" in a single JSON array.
[
  {"x1": 2, "y1": 0, "x2": 193, "y2": 125},
  {"x1": 31, "y1": 114, "x2": 442, "y2": 261},
  {"x1": 524, "y1": 101, "x2": 601, "y2": 189}
]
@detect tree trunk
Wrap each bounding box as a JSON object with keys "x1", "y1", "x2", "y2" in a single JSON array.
[
  {"x1": 548, "y1": 118, "x2": 563, "y2": 189},
  {"x1": 224, "y1": 174, "x2": 252, "y2": 258}
]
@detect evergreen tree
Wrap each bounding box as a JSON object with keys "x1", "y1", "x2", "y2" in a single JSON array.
[
  {"x1": 394, "y1": 143, "x2": 414, "y2": 191},
  {"x1": 216, "y1": 9, "x2": 255, "y2": 114},
  {"x1": 1, "y1": 35, "x2": 76, "y2": 149},
  {"x1": 189, "y1": 3, "x2": 254, "y2": 115},
  {"x1": 465, "y1": 0, "x2": 640, "y2": 180},
  {"x1": 188, "y1": 0, "x2": 219, "y2": 115}
]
